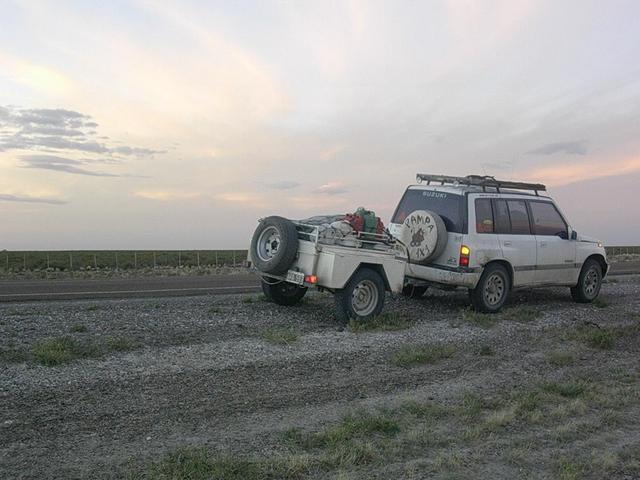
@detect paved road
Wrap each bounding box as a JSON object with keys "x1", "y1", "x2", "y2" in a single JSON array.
[
  {"x1": 0, "y1": 273, "x2": 261, "y2": 302},
  {"x1": 0, "y1": 262, "x2": 638, "y2": 303}
]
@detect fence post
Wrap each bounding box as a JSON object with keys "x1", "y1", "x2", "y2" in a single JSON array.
[
  {"x1": 69, "y1": 253, "x2": 73, "y2": 271},
  {"x1": 178, "y1": 251, "x2": 182, "y2": 267},
  {"x1": 197, "y1": 251, "x2": 200, "y2": 267},
  {"x1": 94, "y1": 254, "x2": 98, "y2": 269},
  {"x1": 134, "y1": 252, "x2": 137, "y2": 269},
  {"x1": 5, "y1": 253, "x2": 8, "y2": 271},
  {"x1": 153, "y1": 251, "x2": 156, "y2": 268},
  {"x1": 24, "y1": 253, "x2": 27, "y2": 270},
  {"x1": 215, "y1": 251, "x2": 218, "y2": 267},
  {"x1": 115, "y1": 252, "x2": 119, "y2": 271},
  {"x1": 233, "y1": 250, "x2": 236, "y2": 266},
  {"x1": 47, "y1": 253, "x2": 50, "y2": 270}
]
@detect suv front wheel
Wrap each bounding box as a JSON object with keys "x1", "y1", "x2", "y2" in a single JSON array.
[
  {"x1": 571, "y1": 258, "x2": 602, "y2": 303},
  {"x1": 470, "y1": 263, "x2": 510, "y2": 313}
]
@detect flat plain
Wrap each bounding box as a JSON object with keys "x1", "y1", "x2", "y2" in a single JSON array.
[{"x1": 1, "y1": 277, "x2": 639, "y2": 479}]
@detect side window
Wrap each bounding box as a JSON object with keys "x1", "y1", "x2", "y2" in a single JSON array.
[
  {"x1": 493, "y1": 199, "x2": 511, "y2": 234},
  {"x1": 507, "y1": 200, "x2": 531, "y2": 234},
  {"x1": 474, "y1": 199, "x2": 494, "y2": 233},
  {"x1": 529, "y1": 201, "x2": 567, "y2": 237}
]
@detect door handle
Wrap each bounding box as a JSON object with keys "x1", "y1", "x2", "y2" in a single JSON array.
[{"x1": 503, "y1": 241, "x2": 512, "y2": 246}]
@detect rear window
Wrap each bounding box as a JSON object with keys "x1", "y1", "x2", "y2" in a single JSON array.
[
  {"x1": 392, "y1": 189, "x2": 464, "y2": 233},
  {"x1": 474, "y1": 199, "x2": 494, "y2": 233}
]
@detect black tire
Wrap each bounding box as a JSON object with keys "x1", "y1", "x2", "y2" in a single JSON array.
[
  {"x1": 470, "y1": 263, "x2": 510, "y2": 313},
  {"x1": 250, "y1": 216, "x2": 298, "y2": 274},
  {"x1": 402, "y1": 284, "x2": 428, "y2": 299},
  {"x1": 262, "y1": 279, "x2": 307, "y2": 306},
  {"x1": 571, "y1": 258, "x2": 602, "y2": 303},
  {"x1": 334, "y1": 268, "x2": 386, "y2": 322}
]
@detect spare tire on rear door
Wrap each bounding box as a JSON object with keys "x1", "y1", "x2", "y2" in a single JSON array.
[
  {"x1": 250, "y1": 216, "x2": 299, "y2": 274},
  {"x1": 400, "y1": 209, "x2": 448, "y2": 265}
]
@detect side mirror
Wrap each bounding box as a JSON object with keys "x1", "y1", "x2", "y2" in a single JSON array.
[{"x1": 570, "y1": 230, "x2": 578, "y2": 240}]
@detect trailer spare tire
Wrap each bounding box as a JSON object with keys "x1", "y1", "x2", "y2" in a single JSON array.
[
  {"x1": 400, "y1": 209, "x2": 448, "y2": 264},
  {"x1": 250, "y1": 216, "x2": 298, "y2": 274}
]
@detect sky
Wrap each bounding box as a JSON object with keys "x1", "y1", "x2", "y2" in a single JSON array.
[{"x1": 1, "y1": 0, "x2": 640, "y2": 249}]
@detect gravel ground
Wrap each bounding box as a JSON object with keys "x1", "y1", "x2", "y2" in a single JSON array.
[{"x1": 1, "y1": 276, "x2": 639, "y2": 479}]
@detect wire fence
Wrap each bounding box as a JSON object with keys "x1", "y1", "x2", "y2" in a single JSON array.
[
  {"x1": 0, "y1": 250, "x2": 249, "y2": 272},
  {"x1": 0, "y1": 246, "x2": 637, "y2": 273},
  {"x1": 605, "y1": 246, "x2": 640, "y2": 256}
]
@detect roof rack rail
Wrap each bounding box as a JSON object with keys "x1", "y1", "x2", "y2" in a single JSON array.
[{"x1": 416, "y1": 173, "x2": 546, "y2": 195}]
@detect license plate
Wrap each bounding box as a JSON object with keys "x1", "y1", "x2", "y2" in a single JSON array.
[{"x1": 286, "y1": 270, "x2": 305, "y2": 285}]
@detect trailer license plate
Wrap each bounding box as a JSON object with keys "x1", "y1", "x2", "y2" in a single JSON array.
[{"x1": 286, "y1": 270, "x2": 305, "y2": 285}]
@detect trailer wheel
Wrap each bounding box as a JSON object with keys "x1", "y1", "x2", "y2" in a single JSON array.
[
  {"x1": 334, "y1": 268, "x2": 385, "y2": 322},
  {"x1": 261, "y1": 279, "x2": 307, "y2": 306},
  {"x1": 250, "y1": 216, "x2": 298, "y2": 274}
]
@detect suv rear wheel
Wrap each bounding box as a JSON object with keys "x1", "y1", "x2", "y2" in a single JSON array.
[
  {"x1": 571, "y1": 258, "x2": 602, "y2": 303},
  {"x1": 261, "y1": 279, "x2": 307, "y2": 306},
  {"x1": 470, "y1": 263, "x2": 510, "y2": 313},
  {"x1": 334, "y1": 268, "x2": 385, "y2": 322}
]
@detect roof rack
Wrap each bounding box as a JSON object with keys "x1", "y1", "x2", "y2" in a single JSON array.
[{"x1": 416, "y1": 173, "x2": 546, "y2": 195}]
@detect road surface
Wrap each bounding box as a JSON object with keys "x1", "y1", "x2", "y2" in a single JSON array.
[{"x1": 0, "y1": 262, "x2": 638, "y2": 302}]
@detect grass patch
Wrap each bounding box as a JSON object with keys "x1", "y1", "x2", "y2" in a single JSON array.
[
  {"x1": 242, "y1": 294, "x2": 268, "y2": 304},
  {"x1": 572, "y1": 324, "x2": 615, "y2": 349},
  {"x1": 460, "y1": 308, "x2": 496, "y2": 328},
  {"x1": 546, "y1": 349, "x2": 574, "y2": 367},
  {"x1": 347, "y1": 312, "x2": 412, "y2": 332},
  {"x1": 539, "y1": 381, "x2": 586, "y2": 398},
  {"x1": 106, "y1": 336, "x2": 141, "y2": 352},
  {"x1": 478, "y1": 344, "x2": 494, "y2": 356},
  {"x1": 32, "y1": 337, "x2": 85, "y2": 366},
  {"x1": 71, "y1": 324, "x2": 88, "y2": 333},
  {"x1": 30, "y1": 335, "x2": 141, "y2": 366},
  {"x1": 391, "y1": 344, "x2": 456, "y2": 367},
  {"x1": 86, "y1": 304, "x2": 100, "y2": 311},
  {"x1": 501, "y1": 306, "x2": 540, "y2": 322},
  {"x1": 592, "y1": 297, "x2": 609, "y2": 308},
  {"x1": 126, "y1": 447, "x2": 312, "y2": 480},
  {"x1": 262, "y1": 326, "x2": 299, "y2": 346}
]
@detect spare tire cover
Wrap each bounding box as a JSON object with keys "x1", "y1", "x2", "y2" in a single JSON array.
[
  {"x1": 400, "y1": 210, "x2": 448, "y2": 264},
  {"x1": 250, "y1": 216, "x2": 299, "y2": 274}
]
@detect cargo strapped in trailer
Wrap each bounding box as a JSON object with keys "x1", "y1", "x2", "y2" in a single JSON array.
[{"x1": 415, "y1": 173, "x2": 546, "y2": 195}]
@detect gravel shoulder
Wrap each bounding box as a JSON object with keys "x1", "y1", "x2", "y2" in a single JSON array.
[{"x1": 1, "y1": 277, "x2": 639, "y2": 479}]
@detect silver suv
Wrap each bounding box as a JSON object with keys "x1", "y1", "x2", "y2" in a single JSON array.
[{"x1": 390, "y1": 174, "x2": 608, "y2": 313}]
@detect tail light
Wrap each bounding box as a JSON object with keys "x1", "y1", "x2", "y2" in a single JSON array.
[
  {"x1": 304, "y1": 275, "x2": 318, "y2": 284},
  {"x1": 459, "y1": 245, "x2": 470, "y2": 267}
]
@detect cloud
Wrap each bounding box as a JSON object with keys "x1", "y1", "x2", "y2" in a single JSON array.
[
  {"x1": 527, "y1": 141, "x2": 587, "y2": 156},
  {"x1": 0, "y1": 193, "x2": 67, "y2": 205},
  {"x1": 19, "y1": 154, "x2": 124, "y2": 177},
  {"x1": 314, "y1": 181, "x2": 348, "y2": 195},
  {"x1": 266, "y1": 180, "x2": 301, "y2": 190},
  {"x1": 520, "y1": 156, "x2": 640, "y2": 186},
  {"x1": 134, "y1": 190, "x2": 201, "y2": 201},
  {"x1": 0, "y1": 106, "x2": 163, "y2": 157}
]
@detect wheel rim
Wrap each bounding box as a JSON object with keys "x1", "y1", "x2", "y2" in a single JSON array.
[
  {"x1": 483, "y1": 273, "x2": 505, "y2": 306},
  {"x1": 351, "y1": 279, "x2": 379, "y2": 316},
  {"x1": 256, "y1": 226, "x2": 281, "y2": 262},
  {"x1": 584, "y1": 267, "x2": 600, "y2": 297}
]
